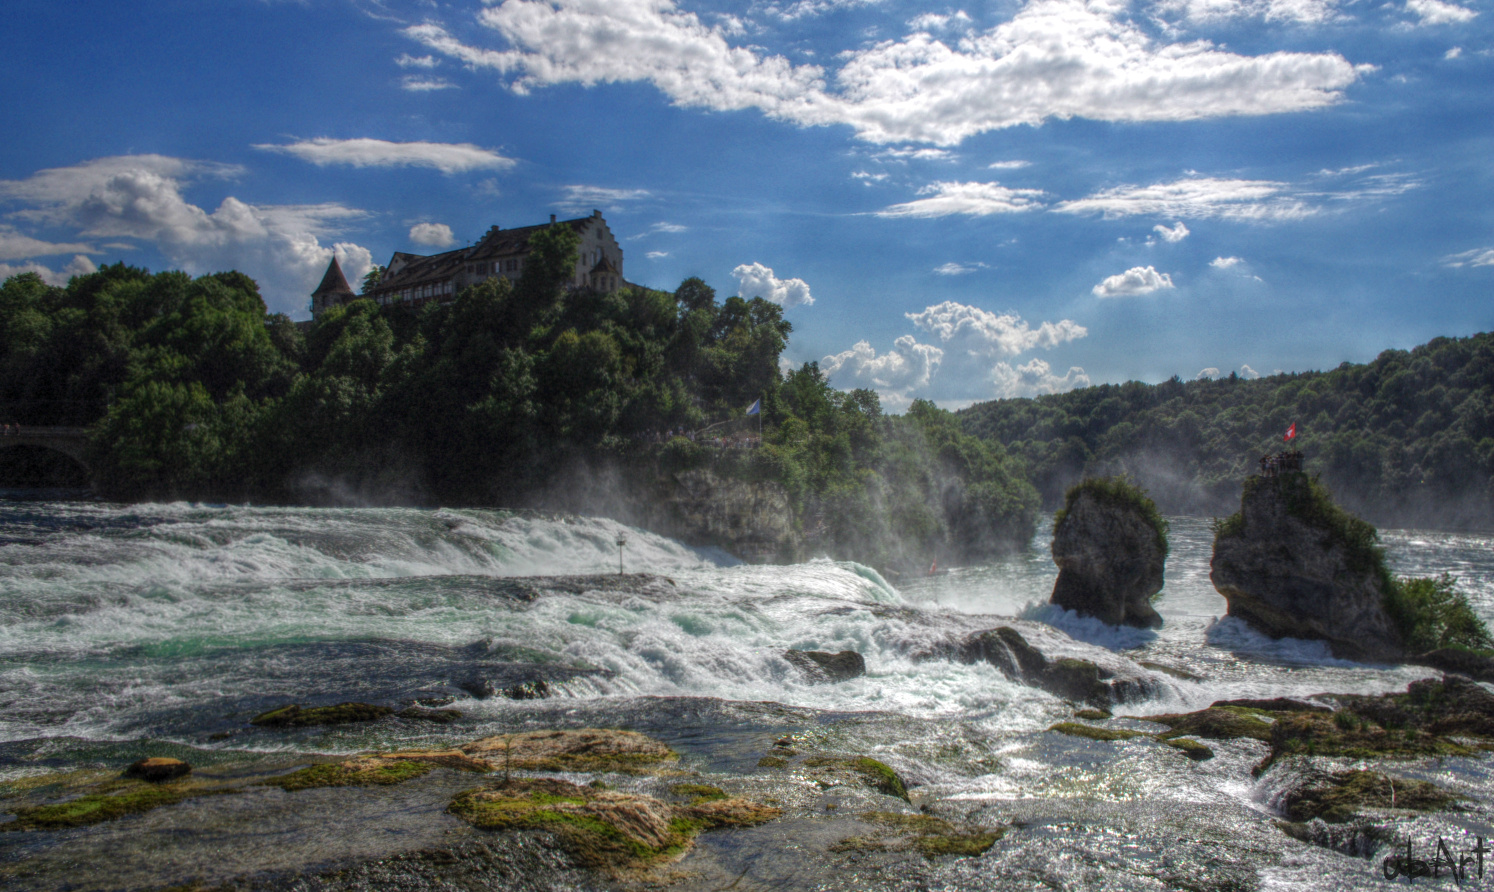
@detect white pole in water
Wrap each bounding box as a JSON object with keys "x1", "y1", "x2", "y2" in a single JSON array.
[{"x1": 616, "y1": 534, "x2": 627, "y2": 575}]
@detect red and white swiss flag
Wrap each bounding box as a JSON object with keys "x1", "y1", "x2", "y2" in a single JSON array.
[{"x1": 1284, "y1": 422, "x2": 1297, "y2": 442}]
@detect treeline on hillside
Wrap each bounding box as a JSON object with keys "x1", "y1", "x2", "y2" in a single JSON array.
[
  {"x1": 0, "y1": 225, "x2": 1037, "y2": 568},
  {"x1": 960, "y1": 333, "x2": 1494, "y2": 530}
]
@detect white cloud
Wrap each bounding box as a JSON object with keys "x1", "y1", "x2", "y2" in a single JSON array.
[
  {"x1": 1407, "y1": 0, "x2": 1477, "y2": 25},
  {"x1": 873, "y1": 147, "x2": 954, "y2": 161},
  {"x1": 991, "y1": 357, "x2": 1091, "y2": 398},
  {"x1": 406, "y1": 0, "x2": 1360, "y2": 147},
  {"x1": 627, "y1": 221, "x2": 687, "y2": 240},
  {"x1": 395, "y1": 54, "x2": 440, "y2": 69},
  {"x1": 988, "y1": 160, "x2": 1030, "y2": 170},
  {"x1": 733, "y1": 262, "x2": 814, "y2": 307},
  {"x1": 401, "y1": 76, "x2": 457, "y2": 92},
  {"x1": 1240, "y1": 364, "x2": 1261, "y2": 379},
  {"x1": 409, "y1": 222, "x2": 456, "y2": 247},
  {"x1": 0, "y1": 255, "x2": 97, "y2": 287},
  {"x1": 1444, "y1": 247, "x2": 1494, "y2": 268},
  {"x1": 646, "y1": 250, "x2": 669, "y2": 259},
  {"x1": 933, "y1": 261, "x2": 988, "y2": 275},
  {"x1": 822, "y1": 335, "x2": 944, "y2": 399},
  {"x1": 908, "y1": 11, "x2": 975, "y2": 31},
  {"x1": 851, "y1": 170, "x2": 889, "y2": 183},
  {"x1": 557, "y1": 185, "x2": 650, "y2": 213},
  {"x1": 1152, "y1": 0, "x2": 1344, "y2": 25},
  {"x1": 254, "y1": 138, "x2": 514, "y2": 174},
  {"x1": 1057, "y1": 176, "x2": 1312, "y2": 221},
  {"x1": 0, "y1": 155, "x2": 371, "y2": 315},
  {"x1": 1153, "y1": 221, "x2": 1190, "y2": 242},
  {"x1": 878, "y1": 181, "x2": 1045, "y2": 217},
  {"x1": 1210, "y1": 255, "x2": 1244, "y2": 268},
  {"x1": 765, "y1": 0, "x2": 885, "y2": 20},
  {"x1": 0, "y1": 226, "x2": 96, "y2": 260},
  {"x1": 906, "y1": 301, "x2": 1087, "y2": 355},
  {"x1": 1196, "y1": 367, "x2": 1221, "y2": 380},
  {"x1": 1093, "y1": 265, "x2": 1175, "y2": 297},
  {"x1": 1445, "y1": 46, "x2": 1463, "y2": 59}
]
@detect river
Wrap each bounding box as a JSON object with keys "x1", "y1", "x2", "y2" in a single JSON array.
[{"x1": 2, "y1": 500, "x2": 1492, "y2": 890}]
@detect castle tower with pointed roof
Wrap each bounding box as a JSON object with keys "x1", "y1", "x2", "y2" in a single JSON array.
[{"x1": 310, "y1": 255, "x2": 356, "y2": 316}]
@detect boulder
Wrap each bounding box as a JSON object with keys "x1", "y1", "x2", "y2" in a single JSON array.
[
  {"x1": 1050, "y1": 481, "x2": 1166, "y2": 629},
  {"x1": 1211, "y1": 473, "x2": 1403, "y2": 661},
  {"x1": 960, "y1": 626, "x2": 1157, "y2": 707},
  {"x1": 783, "y1": 649, "x2": 866, "y2": 683},
  {"x1": 123, "y1": 757, "x2": 191, "y2": 782}
]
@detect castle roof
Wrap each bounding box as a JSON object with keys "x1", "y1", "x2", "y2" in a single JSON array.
[
  {"x1": 312, "y1": 256, "x2": 355, "y2": 298},
  {"x1": 370, "y1": 215, "x2": 601, "y2": 295}
]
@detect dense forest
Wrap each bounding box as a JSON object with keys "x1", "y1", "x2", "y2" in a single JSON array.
[
  {"x1": 0, "y1": 225, "x2": 1037, "y2": 570},
  {"x1": 960, "y1": 332, "x2": 1494, "y2": 530}
]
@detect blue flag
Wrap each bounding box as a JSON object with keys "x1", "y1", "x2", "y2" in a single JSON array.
[{"x1": 746, "y1": 398, "x2": 761, "y2": 416}]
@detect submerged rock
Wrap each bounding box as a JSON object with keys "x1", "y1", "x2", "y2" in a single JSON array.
[
  {"x1": 784, "y1": 649, "x2": 866, "y2": 683},
  {"x1": 960, "y1": 626, "x2": 1156, "y2": 706},
  {"x1": 460, "y1": 728, "x2": 678, "y2": 774},
  {"x1": 123, "y1": 757, "x2": 191, "y2": 783},
  {"x1": 1210, "y1": 473, "x2": 1403, "y2": 661},
  {"x1": 250, "y1": 702, "x2": 394, "y2": 728},
  {"x1": 1050, "y1": 478, "x2": 1167, "y2": 629},
  {"x1": 1281, "y1": 768, "x2": 1458, "y2": 823}
]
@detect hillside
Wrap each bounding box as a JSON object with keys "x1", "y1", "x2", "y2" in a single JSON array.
[{"x1": 959, "y1": 332, "x2": 1494, "y2": 530}]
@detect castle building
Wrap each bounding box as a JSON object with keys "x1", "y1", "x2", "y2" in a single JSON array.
[{"x1": 311, "y1": 210, "x2": 624, "y2": 317}]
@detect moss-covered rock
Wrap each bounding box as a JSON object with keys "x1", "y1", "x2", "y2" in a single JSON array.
[
  {"x1": 447, "y1": 777, "x2": 779, "y2": 871},
  {"x1": 668, "y1": 783, "x2": 727, "y2": 804},
  {"x1": 123, "y1": 757, "x2": 191, "y2": 783},
  {"x1": 802, "y1": 756, "x2": 910, "y2": 801},
  {"x1": 1145, "y1": 708, "x2": 1274, "y2": 742},
  {"x1": 1161, "y1": 738, "x2": 1215, "y2": 760},
  {"x1": 757, "y1": 755, "x2": 788, "y2": 769},
  {"x1": 1047, "y1": 722, "x2": 1148, "y2": 742},
  {"x1": 258, "y1": 758, "x2": 435, "y2": 792},
  {"x1": 459, "y1": 728, "x2": 677, "y2": 774},
  {"x1": 1264, "y1": 711, "x2": 1474, "y2": 770},
  {"x1": 4, "y1": 782, "x2": 230, "y2": 831},
  {"x1": 397, "y1": 706, "x2": 463, "y2": 724},
  {"x1": 1074, "y1": 708, "x2": 1112, "y2": 720},
  {"x1": 831, "y1": 811, "x2": 1004, "y2": 861},
  {"x1": 1283, "y1": 769, "x2": 1458, "y2": 823},
  {"x1": 1050, "y1": 477, "x2": 1168, "y2": 629},
  {"x1": 249, "y1": 702, "x2": 393, "y2": 728}
]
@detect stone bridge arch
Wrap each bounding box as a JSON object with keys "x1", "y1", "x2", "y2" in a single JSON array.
[{"x1": 0, "y1": 426, "x2": 92, "y2": 482}]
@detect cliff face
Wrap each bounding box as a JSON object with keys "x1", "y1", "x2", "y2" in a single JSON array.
[
  {"x1": 1210, "y1": 474, "x2": 1403, "y2": 661},
  {"x1": 1050, "y1": 488, "x2": 1165, "y2": 629},
  {"x1": 632, "y1": 467, "x2": 801, "y2": 562}
]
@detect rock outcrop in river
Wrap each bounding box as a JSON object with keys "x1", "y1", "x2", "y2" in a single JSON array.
[
  {"x1": 1049, "y1": 478, "x2": 1167, "y2": 629},
  {"x1": 1210, "y1": 472, "x2": 1404, "y2": 661}
]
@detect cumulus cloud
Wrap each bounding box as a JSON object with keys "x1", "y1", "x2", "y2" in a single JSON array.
[
  {"x1": 733, "y1": 262, "x2": 814, "y2": 307},
  {"x1": 1240, "y1": 364, "x2": 1261, "y2": 379},
  {"x1": 0, "y1": 154, "x2": 371, "y2": 315},
  {"x1": 1210, "y1": 255, "x2": 1244, "y2": 268},
  {"x1": 1196, "y1": 367, "x2": 1221, "y2": 379},
  {"x1": 878, "y1": 181, "x2": 1045, "y2": 217},
  {"x1": 405, "y1": 0, "x2": 1360, "y2": 147},
  {"x1": 1444, "y1": 247, "x2": 1494, "y2": 267},
  {"x1": 0, "y1": 255, "x2": 97, "y2": 287},
  {"x1": 908, "y1": 11, "x2": 974, "y2": 31},
  {"x1": 1152, "y1": 0, "x2": 1345, "y2": 25},
  {"x1": 907, "y1": 301, "x2": 1087, "y2": 355},
  {"x1": 0, "y1": 226, "x2": 96, "y2": 260},
  {"x1": 1093, "y1": 265, "x2": 1175, "y2": 297},
  {"x1": 1406, "y1": 0, "x2": 1477, "y2": 24},
  {"x1": 1153, "y1": 221, "x2": 1190, "y2": 242},
  {"x1": 821, "y1": 335, "x2": 944, "y2": 400},
  {"x1": 992, "y1": 357, "x2": 1091, "y2": 398},
  {"x1": 1057, "y1": 176, "x2": 1313, "y2": 221},
  {"x1": 254, "y1": 138, "x2": 515, "y2": 174},
  {"x1": 409, "y1": 222, "x2": 455, "y2": 247},
  {"x1": 401, "y1": 77, "x2": 457, "y2": 91},
  {"x1": 933, "y1": 261, "x2": 988, "y2": 275},
  {"x1": 557, "y1": 185, "x2": 650, "y2": 213}
]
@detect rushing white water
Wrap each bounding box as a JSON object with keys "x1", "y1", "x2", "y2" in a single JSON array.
[{"x1": 2, "y1": 501, "x2": 1489, "y2": 752}]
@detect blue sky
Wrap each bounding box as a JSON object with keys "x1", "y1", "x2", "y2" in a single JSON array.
[{"x1": 2, "y1": 0, "x2": 1490, "y2": 409}]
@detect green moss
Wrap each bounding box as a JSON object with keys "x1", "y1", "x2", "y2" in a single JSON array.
[
  {"x1": 1162, "y1": 738, "x2": 1215, "y2": 761},
  {"x1": 912, "y1": 831, "x2": 1003, "y2": 858},
  {"x1": 668, "y1": 783, "x2": 727, "y2": 804},
  {"x1": 757, "y1": 755, "x2": 788, "y2": 769},
  {"x1": 1284, "y1": 769, "x2": 1458, "y2": 823},
  {"x1": 5, "y1": 783, "x2": 230, "y2": 831},
  {"x1": 800, "y1": 756, "x2": 910, "y2": 801},
  {"x1": 1261, "y1": 712, "x2": 1474, "y2": 771},
  {"x1": 258, "y1": 759, "x2": 433, "y2": 792},
  {"x1": 1047, "y1": 722, "x2": 1148, "y2": 742},
  {"x1": 1074, "y1": 708, "x2": 1112, "y2": 720},
  {"x1": 842, "y1": 812, "x2": 1004, "y2": 860},
  {"x1": 249, "y1": 702, "x2": 394, "y2": 728},
  {"x1": 1146, "y1": 708, "x2": 1273, "y2": 742},
  {"x1": 1054, "y1": 476, "x2": 1169, "y2": 560}
]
